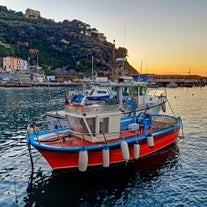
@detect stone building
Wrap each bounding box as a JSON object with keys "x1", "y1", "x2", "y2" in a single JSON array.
[
  {"x1": 25, "y1": 9, "x2": 41, "y2": 19},
  {"x1": 97, "y1": 33, "x2": 106, "y2": 42}
]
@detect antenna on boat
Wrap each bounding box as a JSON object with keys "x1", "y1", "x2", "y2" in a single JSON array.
[
  {"x1": 188, "y1": 67, "x2": 191, "y2": 76},
  {"x1": 112, "y1": 39, "x2": 116, "y2": 80},
  {"x1": 145, "y1": 60, "x2": 148, "y2": 73},
  {"x1": 140, "y1": 59, "x2": 143, "y2": 74}
]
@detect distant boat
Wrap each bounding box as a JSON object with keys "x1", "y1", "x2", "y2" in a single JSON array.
[
  {"x1": 83, "y1": 85, "x2": 115, "y2": 100},
  {"x1": 181, "y1": 82, "x2": 193, "y2": 88},
  {"x1": 166, "y1": 82, "x2": 178, "y2": 88},
  {"x1": 147, "y1": 81, "x2": 159, "y2": 88}
]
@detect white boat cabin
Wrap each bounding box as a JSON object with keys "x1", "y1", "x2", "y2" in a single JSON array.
[{"x1": 67, "y1": 104, "x2": 120, "y2": 143}]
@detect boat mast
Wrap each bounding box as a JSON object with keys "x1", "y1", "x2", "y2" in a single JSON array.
[{"x1": 112, "y1": 39, "x2": 116, "y2": 80}]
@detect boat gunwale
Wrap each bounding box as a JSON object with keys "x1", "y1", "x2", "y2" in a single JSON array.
[{"x1": 27, "y1": 114, "x2": 181, "y2": 151}]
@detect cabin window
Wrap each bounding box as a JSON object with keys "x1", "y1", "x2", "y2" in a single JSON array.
[
  {"x1": 97, "y1": 90, "x2": 107, "y2": 94},
  {"x1": 133, "y1": 87, "x2": 138, "y2": 96},
  {"x1": 69, "y1": 117, "x2": 88, "y2": 133},
  {"x1": 99, "y1": 118, "x2": 109, "y2": 134},
  {"x1": 140, "y1": 86, "x2": 147, "y2": 95},
  {"x1": 86, "y1": 118, "x2": 95, "y2": 134},
  {"x1": 122, "y1": 87, "x2": 129, "y2": 96}
]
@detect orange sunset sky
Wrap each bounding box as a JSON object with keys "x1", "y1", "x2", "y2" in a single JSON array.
[{"x1": 1, "y1": 0, "x2": 207, "y2": 76}]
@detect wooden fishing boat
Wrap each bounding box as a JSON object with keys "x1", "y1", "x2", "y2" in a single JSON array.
[{"x1": 26, "y1": 102, "x2": 181, "y2": 172}]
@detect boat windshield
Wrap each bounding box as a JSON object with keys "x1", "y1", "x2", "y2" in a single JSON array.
[{"x1": 69, "y1": 116, "x2": 89, "y2": 133}]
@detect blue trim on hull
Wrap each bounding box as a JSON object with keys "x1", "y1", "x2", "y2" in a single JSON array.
[{"x1": 27, "y1": 115, "x2": 181, "y2": 152}]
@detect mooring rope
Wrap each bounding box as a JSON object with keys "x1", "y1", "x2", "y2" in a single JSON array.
[
  {"x1": 180, "y1": 119, "x2": 185, "y2": 139},
  {"x1": 166, "y1": 100, "x2": 176, "y2": 116},
  {"x1": 166, "y1": 100, "x2": 185, "y2": 139}
]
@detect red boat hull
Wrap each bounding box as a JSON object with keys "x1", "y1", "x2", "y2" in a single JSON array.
[{"x1": 36, "y1": 127, "x2": 180, "y2": 170}]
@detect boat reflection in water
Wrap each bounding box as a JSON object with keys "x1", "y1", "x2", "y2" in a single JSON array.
[{"x1": 25, "y1": 143, "x2": 179, "y2": 206}]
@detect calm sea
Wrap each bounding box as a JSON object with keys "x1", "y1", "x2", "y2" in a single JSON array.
[{"x1": 0, "y1": 86, "x2": 207, "y2": 207}]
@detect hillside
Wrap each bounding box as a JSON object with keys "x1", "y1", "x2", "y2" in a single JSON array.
[{"x1": 0, "y1": 6, "x2": 138, "y2": 76}]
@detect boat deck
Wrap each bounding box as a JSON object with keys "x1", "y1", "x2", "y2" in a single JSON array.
[{"x1": 38, "y1": 129, "x2": 141, "y2": 148}]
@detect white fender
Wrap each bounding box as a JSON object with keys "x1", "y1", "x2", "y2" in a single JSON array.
[
  {"x1": 78, "y1": 149, "x2": 88, "y2": 172},
  {"x1": 121, "y1": 140, "x2": 130, "y2": 161},
  {"x1": 133, "y1": 143, "x2": 140, "y2": 159},
  {"x1": 147, "y1": 134, "x2": 154, "y2": 148},
  {"x1": 102, "y1": 146, "x2": 110, "y2": 168},
  {"x1": 162, "y1": 103, "x2": 166, "y2": 113}
]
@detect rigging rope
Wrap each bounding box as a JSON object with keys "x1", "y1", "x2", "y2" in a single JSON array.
[{"x1": 166, "y1": 101, "x2": 185, "y2": 139}]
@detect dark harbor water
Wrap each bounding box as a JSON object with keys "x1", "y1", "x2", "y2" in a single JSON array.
[{"x1": 0, "y1": 86, "x2": 207, "y2": 207}]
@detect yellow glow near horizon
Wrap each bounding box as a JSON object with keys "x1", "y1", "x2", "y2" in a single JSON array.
[
  {"x1": 128, "y1": 56, "x2": 207, "y2": 76},
  {"x1": 128, "y1": 57, "x2": 207, "y2": 77},
  {"x1": 126, "y1": 36, "x2": 207, "y2": 77}
]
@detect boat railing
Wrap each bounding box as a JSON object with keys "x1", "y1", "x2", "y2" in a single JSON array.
[{"x1": 30, "y1": 127, "x2": 151, "y2": 149}]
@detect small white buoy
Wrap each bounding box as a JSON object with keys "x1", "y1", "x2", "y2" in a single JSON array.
[
  {"x1": 78, "y1": 148, "x2": 88, "y2": 172},
  {"x1": 121, "y1": 140, "x2": 130, "y2": 161},
  {"x1": 133, "y1": 143, "x2": 140, "y2": 159},
  {"x1": 102, "y1": 146, "x2": 110, "y2": 168},
  {"x1": 147, "y1": 134, "x2": 154, "y2": 148}
]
